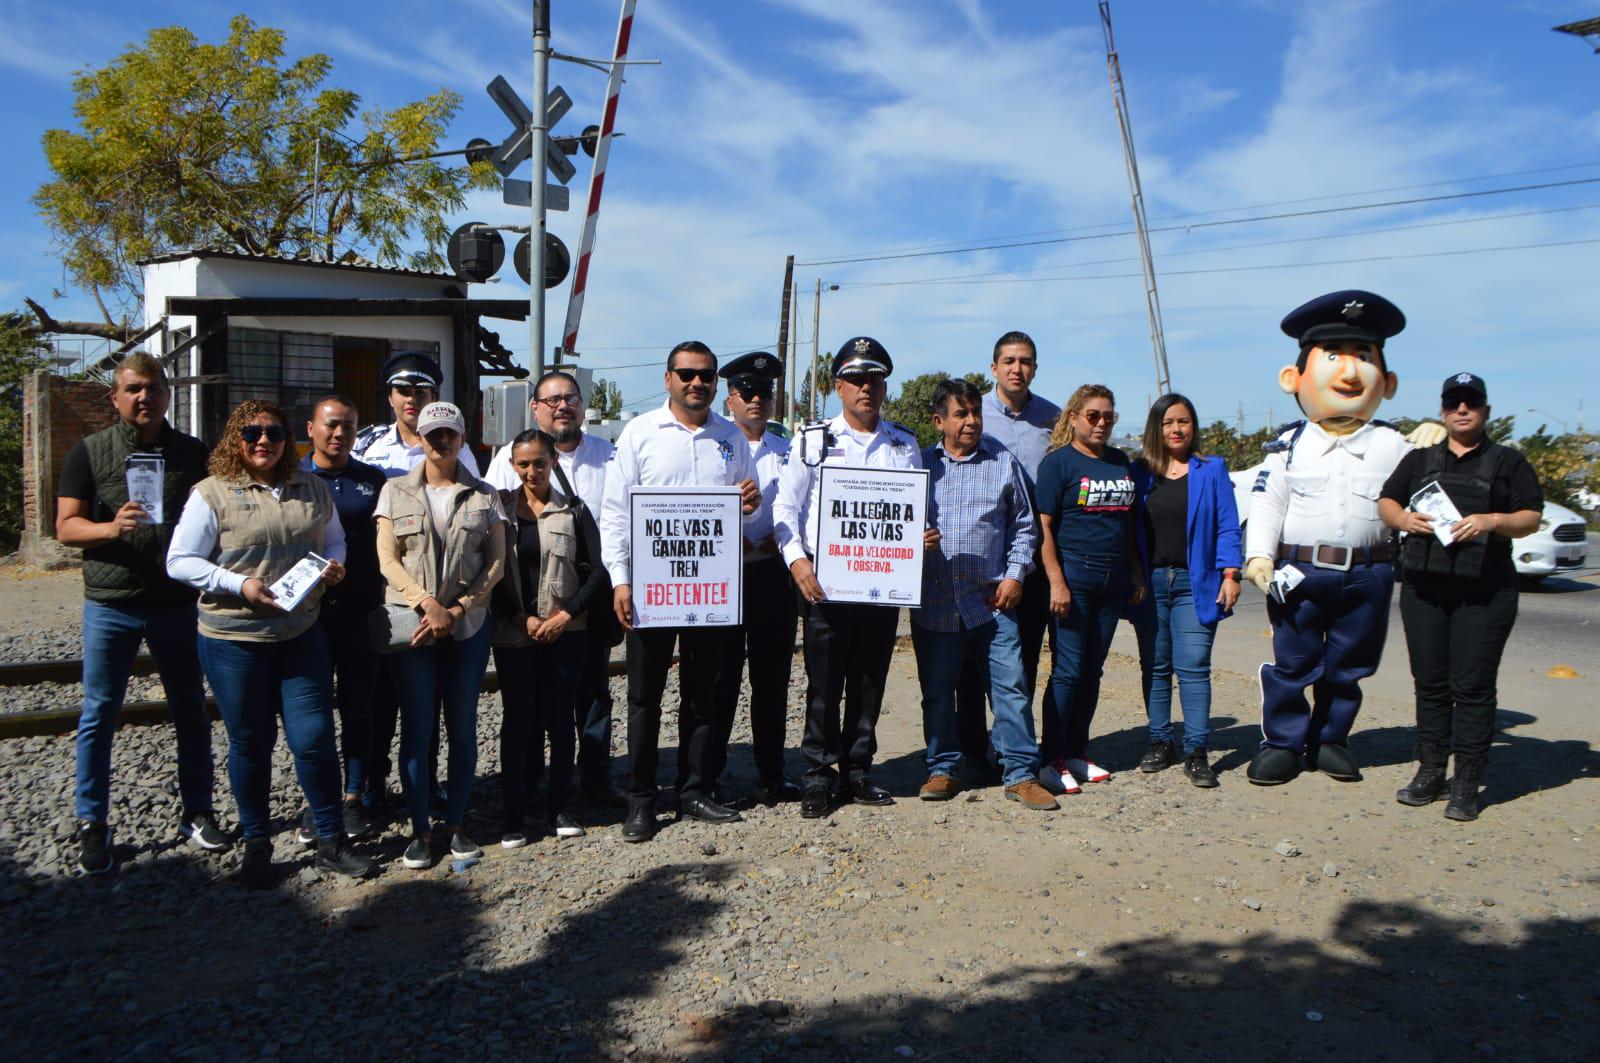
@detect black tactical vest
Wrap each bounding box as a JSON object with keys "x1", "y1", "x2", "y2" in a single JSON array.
[{"x1": 1400, "y1": 442, "x2": 1510, "y2": 581}]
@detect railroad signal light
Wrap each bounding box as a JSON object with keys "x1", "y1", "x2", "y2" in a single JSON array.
[
  {"x1": 447, "y1": 222, "x2": 505, "y2": 284},
  {"x1": 515, "y1": 233, "x2": 571, "y2": 289}
]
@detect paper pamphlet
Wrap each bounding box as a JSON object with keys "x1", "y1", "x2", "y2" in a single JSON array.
[
  {"x1": 268, "y1": 553, "x2": 331, "y2": 612},
  {"x1": 1268, "y1": 563, "x2": 1305, "y2": 605},
  {"x1": 124, "y1": 453, "x2": 164, "y2": 525},
  {"x1": 1409, "y1": 481, "x2": 1463, "y2": 545}
]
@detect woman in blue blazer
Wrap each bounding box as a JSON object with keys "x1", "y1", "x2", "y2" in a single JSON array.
[{"x1": 1130, "y1": 394, "x2": 1243, "y2": 787}]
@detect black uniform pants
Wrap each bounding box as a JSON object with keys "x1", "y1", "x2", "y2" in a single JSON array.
[
  {"x1": 709, "y1": 555, "x2": 798, "y2": 787},
  {"x1": 625, "y1": 626, "x2": 727, "y2": 803},
  {"x1": 955, "y1": 565, "x2": 1050, "y2": 773},
  {"x1": 800, "y1": 598, "x2": 900, "y2": 786},
  {"x1": 1399, "y1": 573, "x2": 1519, "y2": 759}
]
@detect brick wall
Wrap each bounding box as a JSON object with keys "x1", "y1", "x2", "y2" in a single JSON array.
[{"x1": 20, "y1": 371, "x2": 118, "y2": 567}]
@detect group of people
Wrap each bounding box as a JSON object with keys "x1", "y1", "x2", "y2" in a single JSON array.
[{"x1": 57, "y1": 286, "x2": 1541, "y2": 884}]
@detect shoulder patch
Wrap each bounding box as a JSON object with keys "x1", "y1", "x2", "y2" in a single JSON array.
[
  {"x1": 1251, "y1": 469, "x2": 1271, "y2": 493},
  {"x1": 1262, "y1": 420, "x2": 1306, "y2": 455}
]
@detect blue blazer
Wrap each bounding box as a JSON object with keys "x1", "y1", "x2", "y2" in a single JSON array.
[{"x1": 1131, "y1": 455, "x2": 1244, "y2": 626}]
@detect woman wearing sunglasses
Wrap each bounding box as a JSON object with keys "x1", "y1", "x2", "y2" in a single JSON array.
[
  {"x1": 374, "y1": 401, "x2": 506, "y2": 869},
  {"x1": 1034, "y1": 385, "x2": 1146, "y2": 796},
  {"x1": 167, "y1": 400, "x2": 372, "y2": 887}
]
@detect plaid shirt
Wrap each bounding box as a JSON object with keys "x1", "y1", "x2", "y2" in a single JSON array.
[{"x1": 916, "y1": 437, "x2": 1037, "y2": 632}]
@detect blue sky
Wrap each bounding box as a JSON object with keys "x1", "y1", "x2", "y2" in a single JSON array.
[{"x1": 2, "y1": 0, "x2": 1598, "y2": 434}]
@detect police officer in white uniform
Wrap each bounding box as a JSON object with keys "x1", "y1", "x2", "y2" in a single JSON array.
[
  {"x1": 599, "y1": 341, "x2": 760, "y2": 842},
  {"x1": 773, "y1": 337, "x2": 933, "y2": 818},
  {"x1": 353, "y1": 352, "x2": 481, "y2": 479}
]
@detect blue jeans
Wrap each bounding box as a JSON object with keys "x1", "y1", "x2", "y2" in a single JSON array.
[
  {"x1": 1041, "y1": 554, "x2": 1127, "y2": 762},
  {"x1": 197, "y1": 627, "x2": 344, "y2": 841},
  {"x1": 492, "y1": 629, "x2": 587, "y2": 825},
  {"x1": 913, "y1": 611, "x2": 1039, "y2": 785},
  {"x1": 390, "y1": 623, "x2": 493, "y2": 836},
  {"x1": 76, "y1": 600, "x2": 214, "y2": 824},
  {"x1": 1139, "y1": 567, "x2": 1216, "y2": 754}
]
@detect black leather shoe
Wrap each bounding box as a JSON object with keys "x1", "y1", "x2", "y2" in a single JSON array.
[
  {"x1": 800, "y1": 785, "x2": 831, "y2": 819},
  {"x1": 754, "y1": 778, "x2": 803, "y2": 806},
  {"x1": 1306, "y1": 743, "x2": 1361, "y2": 781},
  {"x1": 621, "y1": 802, "x2": 655, "y2": 843},
  {"x1": 1247, "y1": 747, "x2": 1301, "y2": 786},
  {"x1": 680, "y1": 794, "x2": 743, "y2": 824},
  {"x1": 846, "y1": 778, "x2": 895, "y2": 806}
]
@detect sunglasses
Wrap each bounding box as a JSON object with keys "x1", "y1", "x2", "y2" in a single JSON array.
[
  {"x1": 1443, "y1": 395, "x2": 1486, "y2": 411},
  {"x1": 537, "y1": 394, "x2": 583, "y2": 409},
  {"x1": 672, "y1": 368, "x2": 717, "y2": 384},
  {"x1": 241, "y1": 424, "x2": 287, "y2": 445},
  {"x1": 732, "y1": 383, "x2": 774, "y2": 400},
  {"x1": 1080, "y1": 409, "x2": 1117, "y2": 426},
  {"x1": 392, "y1": 385, "x2": 436, "y2": 399}
]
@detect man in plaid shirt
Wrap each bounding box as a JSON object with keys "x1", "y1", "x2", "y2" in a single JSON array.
[{"x1": 913, "y1": 378, "x2": 1058, "y2": 810}]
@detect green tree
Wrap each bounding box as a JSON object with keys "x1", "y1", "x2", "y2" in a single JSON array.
[
  {"x1": 1515, "y1": 426, "x2": 1596, "y2": 511},
  {"x1": 588, "y1": 378, "x2": 622, "y2": 419},
  {"x1": 31, "y1": 15, "x2": 496, "y2": 335},
  {"x1": 796, "y1": 351, "x2": 833, "y2": 420},
  {"x1": 1198, "y1": 421, "x2": 1276, "y2": 471},
  {"x1": 1, "y1": 315, "x2": 53, "y2": 548},
  {"x1": 883, "y1": 372, "x2": 993, "y2": 448}
]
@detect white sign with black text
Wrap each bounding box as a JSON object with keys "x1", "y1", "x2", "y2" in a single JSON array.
[
  {"x1": 628, "y1": 485, "x2": 744, "y2": 628},
  {"x1": 814, "y1": 465, "x2": 929, "y2": 607}
]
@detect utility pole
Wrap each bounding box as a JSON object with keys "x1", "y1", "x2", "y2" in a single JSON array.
[
  {"x1": 776, "y1": 255, "x2": 794, "y2": 426},
  {"x1": 810, "y1": 278, "x2": 822, "y2": 421},
  {"x1": 788, "y1": 282, "x2": 800, "y2": 426},
  {"x1": 1237, "y1": 402, "x2": 1245, "y2": 434},
  {"x1": 1100, "y1": 1, "x2": 1171, "y2": 397},
  {"x1": 529, "y1": 0, "x2": 551, "y2": 378}
]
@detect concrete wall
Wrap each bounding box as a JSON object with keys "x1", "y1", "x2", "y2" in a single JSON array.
[{"x1": 20, "y1": 371, "x2": 118, "y2": 568}]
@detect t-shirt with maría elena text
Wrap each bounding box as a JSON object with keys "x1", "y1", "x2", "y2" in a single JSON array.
[{"x1": 1034, "y1": 443, "x2": 1138, "y2": 562}]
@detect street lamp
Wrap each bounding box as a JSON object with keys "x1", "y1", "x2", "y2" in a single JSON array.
[
  {"x1": 1527, "y1": 408, "x2": 1570, "y2": 433},
  {"x1": 809, "y1": 281, "x2": 840, "y2": 421}
]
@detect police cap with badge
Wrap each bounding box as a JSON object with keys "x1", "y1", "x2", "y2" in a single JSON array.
[
  {"x1": 1441, "y1": 371, "x2": 1487, "y2": 406},
  {"x1": 720, "y1": 351, "x2": 783, "y2": 397},
  {"x1": 382, "y1": 351, "x2": 444, "y2": 390},
  {"x1": 1281, "y1": 290, "x2": 1406, "y2": 351},
  {"x1": 831, "y1": 336, "x2": 893, "y2": 380}
]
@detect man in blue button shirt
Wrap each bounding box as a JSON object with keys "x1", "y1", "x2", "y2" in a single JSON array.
[{"x1": 297, "y1": 394, "x2": 389, "y2": 840}]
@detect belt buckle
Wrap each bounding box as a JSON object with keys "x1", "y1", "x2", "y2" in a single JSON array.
[{"x1": 1311, "y1": 540, "x2": 1352, "y2": 572}]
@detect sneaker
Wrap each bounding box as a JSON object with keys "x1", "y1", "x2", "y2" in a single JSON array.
[
  {"x1": 402, "y1": 835, "x2": 433, "y2": 870},
  {"x1": 1004, "y1": 780, "x2": 1060, "y2": 811},
  {"x1": 1064, "y1": 757, "x2": 1111, "y2": 784},
  {"x1": 1138, "y1": 741, "x2": 1178, "y2": 773},
  {"x1": 77, "y1": 820, "x2": 112, "y2": 876},
  {"x1": 293, "y1": 808, "x2": 316, "y2": 848},
  {"x1": 449, "y1": 832, "x2": 483, "y2": 860},
  {"x1": 1038, "y1": 759, "x2": 1082, "y2": 795},
  {"x1": 315, "y1": 836, "x2": 375, "y2": 880},
  {"x1": 238, "y1": 838, "x2": 273, "y2": 889},
  {"x1": 179, "y1": 810, "x2": 230, "y2": 852},
  {"x1": 553, "y1": 813, "x2": 586, "y2": 839},
  {"x1": 501, "y1": 825, "x2": 531, "y2": 850},
  {"x1": 343, "y1": 800, "x2": 376, "y2": 840},
  {"x1": 1183, "y1": 751, "x2": 1219, "y2": 789},
  {"x1": 918, "y1": 774, "x2": 961, "y2": 801}
]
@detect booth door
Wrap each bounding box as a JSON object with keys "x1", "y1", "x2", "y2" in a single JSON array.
[{"x1": 333, "y1": 337, "x2": 388, "y2": 431}]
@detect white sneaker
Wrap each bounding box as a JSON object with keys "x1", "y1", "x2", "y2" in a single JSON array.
[
  {"x1": 500, "y1": 829, "x2": 530, "y2": 850},
  {"x1": 1065, "y1": 757, "x2": 1111, "y2": 784},
  {"x1": 1039, "y1": 759, "x2": 1082, "y2": 795}
]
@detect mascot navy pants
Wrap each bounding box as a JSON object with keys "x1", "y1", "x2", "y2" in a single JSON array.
[{"x1": 1260, "y1": 560, "x2": 1394, "y2": 752}]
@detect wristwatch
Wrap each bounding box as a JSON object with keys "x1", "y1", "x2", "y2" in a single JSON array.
[{"x1": 1223, "y1": 569, "x2": 1241, "y2": 583}]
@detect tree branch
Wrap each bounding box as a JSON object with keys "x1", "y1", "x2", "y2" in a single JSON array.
[{"x1": 23, "y1": 297, "x2": 135, "y2": 342}]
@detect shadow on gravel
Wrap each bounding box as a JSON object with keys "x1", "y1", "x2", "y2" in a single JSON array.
[{"x1": 693, "y1": 900, "x2": 1598, "y2": 1059}]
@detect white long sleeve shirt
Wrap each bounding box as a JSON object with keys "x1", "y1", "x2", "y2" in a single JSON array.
[
  {"x1": 1243, "y1": 420, "x2": 1412, "y2": 562},
  {"x1": 599, "y1": 404, "x2": 758, "y2": 587},
  {"x1": 485, "y1": 430, "x2": 613, "y2": 515},
  {"x1": 740, "y1": 428, "x2": 790, "y2": 552},
  {"x1": 352, "y1": 422, "x2": 481, "y2": 480},
  {"x1": 773, "y1": 414, "x2": 924, "y2": 567},
  {"x1": 166, "y1": 486, "x2": 347, "y2": 596}
]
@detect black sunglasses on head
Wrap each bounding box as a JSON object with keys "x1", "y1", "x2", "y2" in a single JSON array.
[
  {"x1": 672, "y1": 368, "x2": 717, "y2": 384},
  {"x1": 241, "y1": 424, "x2": 287, "y2": 445}
]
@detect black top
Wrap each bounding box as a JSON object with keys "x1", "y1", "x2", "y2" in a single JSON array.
[
  {"x1": 300, "y1": 454, "x2": 388, "y2": 613},
  {"x1": 515, "y1": 517, "x2": 543, "y2": 617},
  {"x1": 1381, "y1": 438, "x2": 1543, "y2": 577},
  {"x1": 1145, "y1": 473, "x2": 1189, "y2": 569}
]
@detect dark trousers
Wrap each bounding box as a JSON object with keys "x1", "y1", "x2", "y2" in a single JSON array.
[
  {"x1": 710, "y1": 556, "x2": 799, "y2": 787},
  {"x1": 574, "y1": 632, "x2": 616, "y2": 785},
  {"x1": 493, "y1": 630, "x2": 588, "y2": 826},
  {"x1": 369, "y1": 658, "x2": 441, "y2": 796},
  {"x1": 800, "y1": 598, "x2": 900, "y2": 786},
  {"x1": 322, "y1": 605, "x2": 376, "y2": 797},
  {"x1": 1261, "y1": 560, "x2": 1394, "y2": 752},
  {"x1": 954, "y1": 565, "x2": 1050, "y2": 774},
  {"x1": 625, "y1": 626, "x2": 727, "y2": 802},
  {"x1": 1399, "y1": 574, "x2": 1518, "y2": 759}
]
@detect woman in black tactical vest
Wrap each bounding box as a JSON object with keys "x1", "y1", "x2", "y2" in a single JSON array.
[{"x1": 1379, "y1": 373, "x2": 1543, "y2": 821}]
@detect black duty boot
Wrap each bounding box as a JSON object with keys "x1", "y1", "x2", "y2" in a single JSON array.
[
  {"x1": 1444, "y1": 753, "x2": 1485, "y2": 822},
  {"x1": 1396, "y1": 741, "x2": 1450, "y2": 806}
]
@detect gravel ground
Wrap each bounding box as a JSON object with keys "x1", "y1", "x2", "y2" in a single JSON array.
[{"x1": 2, "y1": 567, "x2": 1597, "y2": 1059}]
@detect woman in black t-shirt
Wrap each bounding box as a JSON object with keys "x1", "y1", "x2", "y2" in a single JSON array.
[
  {"x1": 1034, "y1": 384, "x2": 1146, "y2": 796},
  {"x1": 1378, "y1": 374, "x2": 1542, "y2": 822}
]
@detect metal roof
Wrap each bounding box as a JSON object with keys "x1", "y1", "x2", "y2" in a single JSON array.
[{"x1": 138, "y1": 245, "x2": 460, "y2": 281}]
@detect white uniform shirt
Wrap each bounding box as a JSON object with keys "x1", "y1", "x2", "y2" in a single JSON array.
[
  {"x1": 741, "y1": 428, "x2": 790, "y2": 554},
  {"x1": 1244, "y1": 420, "x2": 1412, "y2": 561},
  {"x1": 774, "y1": 415, "x2": 924, "y2": 567},
  {"x1": 486, "y1": 430, "x2": 614, "y2": 515},
  {"x1": 599, "y1": 404, "x2": 758, "y2": 587},
  {"x1": 352, "y1": 422, "x2": 480, "y2": 480}
]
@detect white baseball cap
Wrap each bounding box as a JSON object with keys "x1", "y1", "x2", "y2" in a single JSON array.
[{"x1": 416, "y1": 401, "x2": 466, "y2": 436}]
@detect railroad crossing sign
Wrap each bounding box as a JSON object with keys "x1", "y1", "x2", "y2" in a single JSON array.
[
  {"x1": 502, "y1": 179, "x2": 569, "y2": 211},
  {"x1": 486, "y1": 75, "x2": 574, "y2": 209}
]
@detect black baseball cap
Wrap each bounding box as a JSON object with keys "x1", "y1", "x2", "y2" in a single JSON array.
[{"x1": 1441, "y1": 372, "x2": 1487, "y2": 403}]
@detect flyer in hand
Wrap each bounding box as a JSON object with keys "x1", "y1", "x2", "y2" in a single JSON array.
[
  {"x1": 813, "y1": 465, "x2": 929, "y2": 607},
  {"x1": 1410, "y1": 480, "x2": 1464, "y2": 545},
  {"x1": 269, "y1": 552, "x2": 331, "y2": 612},
  {"x1": 124, "y1": 453, "x2": 165, "y2": 525}
]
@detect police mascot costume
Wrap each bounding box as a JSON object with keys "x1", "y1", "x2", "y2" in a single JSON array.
[{"x1": 1242, "y1": 290, "x2": 1442, "y2": 785}]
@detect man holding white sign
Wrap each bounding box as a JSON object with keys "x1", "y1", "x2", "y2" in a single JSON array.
[
  {"x1": 600, "y1": 342, "x2": 760, "y2": 842},
  {"x1": 774, "y1": 337, "x2": 936, "y2": 819}
]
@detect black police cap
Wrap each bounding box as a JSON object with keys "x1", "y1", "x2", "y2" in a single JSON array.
[
  {"x1": 1280, "y1": 290, "x2": 1405, "y2": 349},
  {"x1": 382, "y1": 351, "x2": 444, "y2": 389},
  {"x1": 830, "y1": 336, "x2": 893, "y2": 380},
  {"x1": 719, "y1": 351, "x2": 783, "y2": 389},
  {"x1": 1441, "y1": 372, "x2": 1487, "y2": 402}
]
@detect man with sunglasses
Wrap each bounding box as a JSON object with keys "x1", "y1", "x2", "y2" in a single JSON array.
[
  {"x1": 486, "y1": 369, "x2": 624, "y2": 806},
  {"x1": 707, "y1": 351, "x2": 802, "y2": 806},
  {"x1": 353, "y1": 352, "x2": 480, "y2": 480},
  {"x1": 599, "y1": 341, "x2": 761, "y2": 842}
]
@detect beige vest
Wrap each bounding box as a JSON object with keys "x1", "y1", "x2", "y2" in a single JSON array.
[
  {"x1": 380, "y1": 462, "x2": 502, "y2": 612},
  {"x1": 194, "y1": 472, "x2": 332, "y2": 642},
  {"x1": 493, "y1": 488, "x2": 590, "y2": 647}
]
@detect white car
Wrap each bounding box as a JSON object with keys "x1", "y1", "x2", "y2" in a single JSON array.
[{"x1": 1227, "y1": 465, "x2": 1588, "y2": 580}]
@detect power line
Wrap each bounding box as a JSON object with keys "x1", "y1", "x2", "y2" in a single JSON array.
[{"x1": 796, "y1": 176, "x2": 1600, "y2": 267}]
